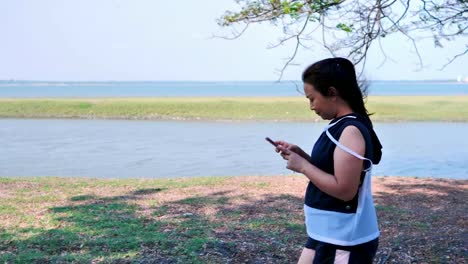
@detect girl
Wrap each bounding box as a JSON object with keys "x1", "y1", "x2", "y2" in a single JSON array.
[{"x1": 275, "y1": 58, "x2": 383, "y2": 264}]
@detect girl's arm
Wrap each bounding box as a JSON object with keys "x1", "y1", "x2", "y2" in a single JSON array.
[{"x1": 281, "y1": 126, "x2": 365, "y2": 201}]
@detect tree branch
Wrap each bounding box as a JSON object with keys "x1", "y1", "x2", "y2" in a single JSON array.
[
  {"x1": 439, "y1": 46, "x2": 468, "y2": 70},
  {"x1": 276, "y1": 14, "x2": 312, "y2": 81},
  {"x1": 218, "y1": 0, "x2": 467, "y2": 79}
]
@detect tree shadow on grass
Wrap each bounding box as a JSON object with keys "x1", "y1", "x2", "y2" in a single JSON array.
[
  {"x1": 0, "y1": 187, "x2": 165, "y2": 263},
  {"x1": 144, "y1": 191, "x2": 306, "y2": 263},
  {"x1": 2, "y1": 178, "x2": 464, "y2": 263},
  {"x1": 372, "y1": 178, "x2": 467, "y2": 264},
  {"x1": 0, "y1": 187, "x2": 306, "y2": 263}
]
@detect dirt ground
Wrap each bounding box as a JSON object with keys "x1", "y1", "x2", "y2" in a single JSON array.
[{"x1": 139, "y1": 175, "x2": 467, "y2": 264}]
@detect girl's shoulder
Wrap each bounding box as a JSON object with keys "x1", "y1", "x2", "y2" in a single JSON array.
[{"x1": 329, "y1": 115, "x2": 371, "y2": 139}]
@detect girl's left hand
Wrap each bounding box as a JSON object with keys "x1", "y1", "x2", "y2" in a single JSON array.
[{"x1": 277, "y1": 146, "x2": 308, "y2": 173}]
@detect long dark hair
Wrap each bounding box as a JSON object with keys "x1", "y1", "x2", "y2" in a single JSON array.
[{"x1": 301, "y1": 57, "x2": 372, "y2": 125}]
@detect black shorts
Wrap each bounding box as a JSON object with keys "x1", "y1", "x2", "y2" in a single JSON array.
[{"x1": 304, "y1": 237, "x2": 379, "y2": 264}]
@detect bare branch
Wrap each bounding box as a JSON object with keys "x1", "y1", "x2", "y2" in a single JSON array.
[
  {"x1": 267, "y1": 34, "x2": 298, "y2": 49},
  {"x1": 218, "y1": 0, "x2": 468, "y2": 78},
  {"x1": 439, "y1": 46, "x2": 468, "y2": 70},
  {"x1": 384, "y1": 14, "x2": 425, "y2": 69},
  {"x1": 276, "y1": 14, "x2": 312, "y2": 81},
  {"x1": 211, "y1": 23, "x2": 250, "y2": 40},
  {"x1": 321, "y1": 15, "x2": 336, "y2": 57}
]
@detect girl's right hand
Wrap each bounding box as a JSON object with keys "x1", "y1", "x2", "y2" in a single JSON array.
[{"x1": 274, "y1": 141, "x2": 310, "y2": 160}]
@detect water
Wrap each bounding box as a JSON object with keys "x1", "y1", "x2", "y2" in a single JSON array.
[
  {"x1": 1, "y1": 119, "x2": 467, "y2": 179},
  {"x1": 0, "y1": 81, "x2": 467, "y2": 97}
]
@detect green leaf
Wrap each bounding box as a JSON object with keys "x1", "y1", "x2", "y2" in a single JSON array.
[
  {"x1": 290, "y1": 2, "x2": 304, "y2": 11},
  {"x1": 282, "y1": 1, "x2": 291, "y2": 14},
  {"x1": 336, "y1": 23, "x2": 353, "y2": 33}
]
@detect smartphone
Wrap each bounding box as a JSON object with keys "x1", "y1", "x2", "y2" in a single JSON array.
[{"x1": 265, "y1": 137, "x2": 278, "y2": 147}]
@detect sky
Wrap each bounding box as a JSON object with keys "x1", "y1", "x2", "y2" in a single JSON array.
[{"x1": 0, "y1": 0, "x2": 466, "y2": 81}]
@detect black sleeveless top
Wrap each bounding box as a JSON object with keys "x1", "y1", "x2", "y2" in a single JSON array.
[{"x1": 304, "y1": 114, "x2": 375, "y2": 214}]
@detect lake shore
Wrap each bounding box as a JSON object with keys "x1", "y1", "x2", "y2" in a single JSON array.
[
  {"x1": 1, "y1": 175, "x2": 466, "y2": 263},
  {"x1": 1, "y1": 96, "x2": 468, "y2": 122}
]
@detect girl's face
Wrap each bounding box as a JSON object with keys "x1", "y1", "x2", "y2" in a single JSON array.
[{"x1": 303, "y1": 83, "x2": 336, "y2": 120}]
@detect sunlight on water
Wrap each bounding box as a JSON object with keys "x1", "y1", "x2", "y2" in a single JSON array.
[{"x1": 1, "y1": 119, "x2": 467, "y2": 179}]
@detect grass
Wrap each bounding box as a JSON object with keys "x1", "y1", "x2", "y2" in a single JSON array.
[
  {"x1": 0, "y1": 175, "x2": 466, "y2": 263},
  {"x1": 374, "y1": 204, "x2": 409, "y2": 215},
  {"x1": 0, "y1": 96, "x2": 468, "y2": 121},
  {"x1": 0, "y1": 177, "x2": 228, "y2": 263}
]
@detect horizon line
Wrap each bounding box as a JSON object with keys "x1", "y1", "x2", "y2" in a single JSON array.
[{"x1": 0, "y1": 79, "x2": 461, "y2": 83}]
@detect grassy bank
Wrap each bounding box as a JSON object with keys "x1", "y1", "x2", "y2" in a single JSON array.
[
  {"x1": 1, "y1": 96, "x2": 468, "y2": 122},
  {"x1": 0, "y1": 176, "x2": 466, "y2": 263}
]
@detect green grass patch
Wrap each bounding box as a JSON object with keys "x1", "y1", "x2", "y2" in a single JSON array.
[
  {"x1": 375, "y1": 205, "x2": 409, "y2": 215},
  {"x1": 0, "y1": 204, "x2": 17, "y2": 215},
  {"x1": 412, "y1": 221, "x2": 431, "y2": 231},
  {"x1": 177, "y1": 196, "x2": 230, "y2": 206},
  {"x1": 244, "y1": 217, "x2": 279, "y2": 230},
  {"x1": 240, "y1": 182, "x2": 270, "y2": 188},
  {"x1": 1, "y1": 96, "x2": 467, "y2": 121},
  {"x1": 0, "y1": 176, "x2": 232, "y2": 263}
]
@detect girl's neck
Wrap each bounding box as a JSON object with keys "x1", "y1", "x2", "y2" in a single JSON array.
[{"x1": 334, "y1": 105, "x2": 353, "y2": 119}]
